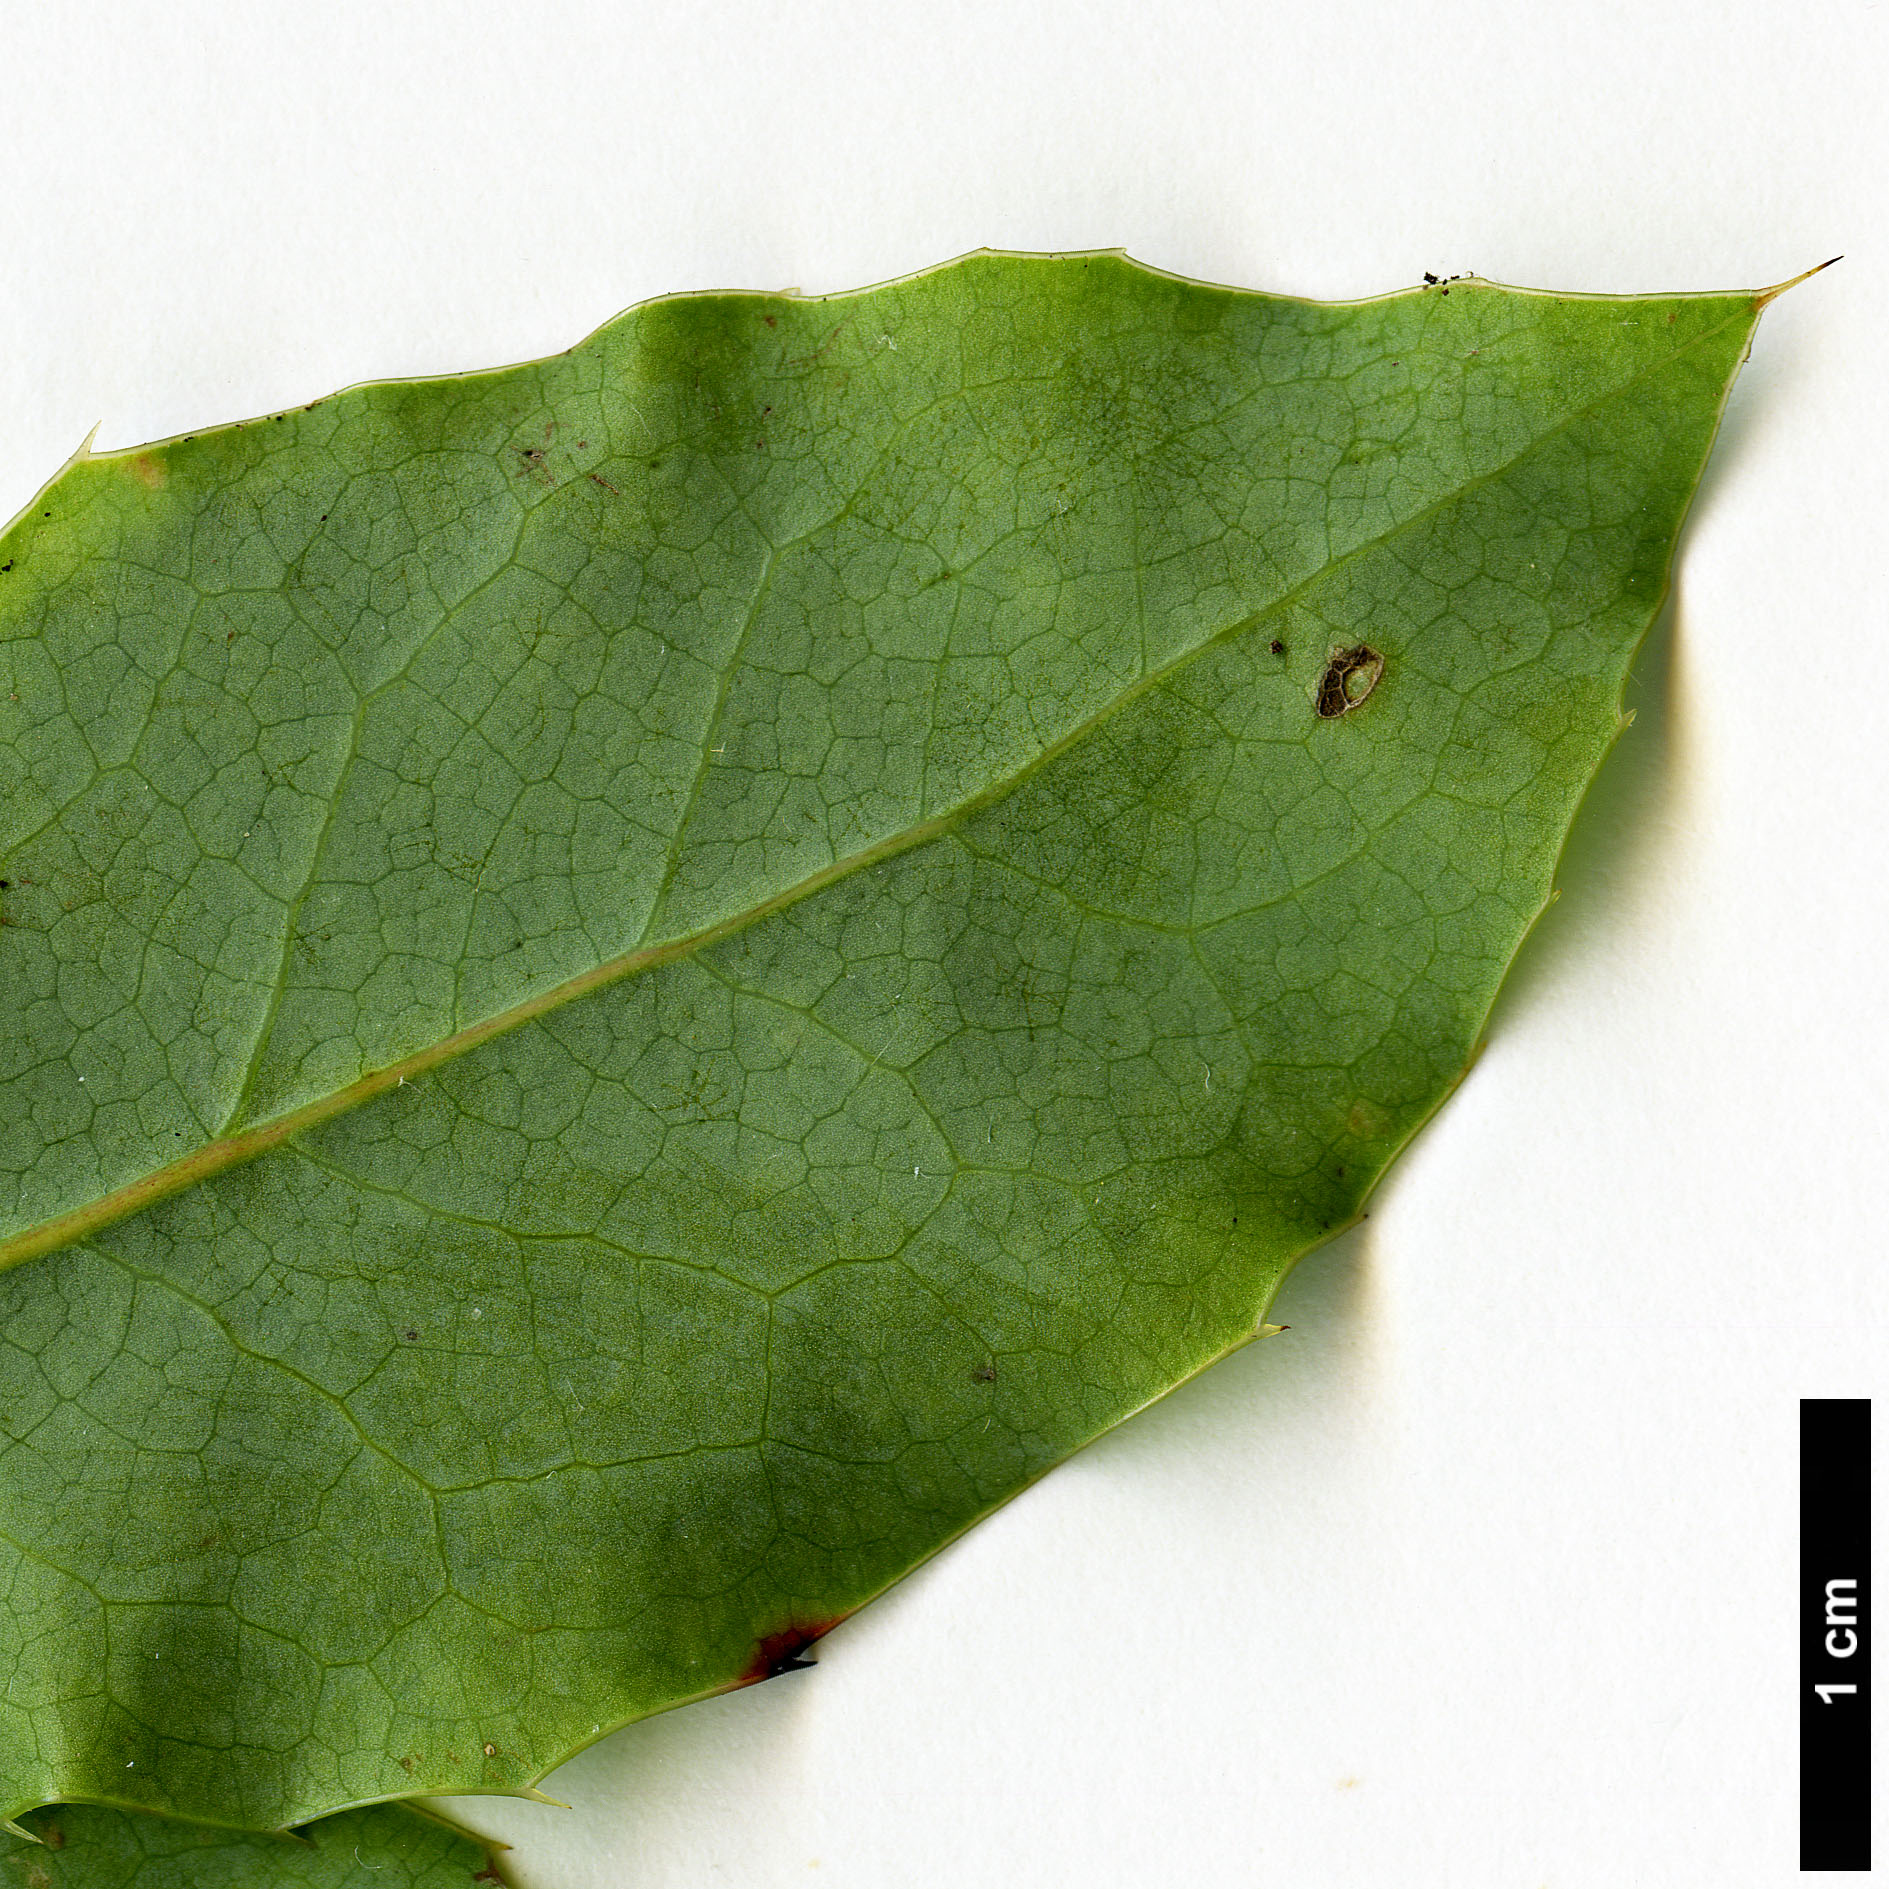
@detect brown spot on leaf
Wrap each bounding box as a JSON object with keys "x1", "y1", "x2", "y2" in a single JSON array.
[
  {"x1": 738, "y1": 1616, "x2": 848, "y2": 1686},
  {"x1": 128, "y1": 454, "x2": 166, "y2": 491},
  {"x1": 1315, "y1": 645, "x2": 1384, "y2": 718},
  {"x1": 971, "y1": 1362, "x2": 997, "y2": 1382},
  {"x1": 39, "y1": 1822, "x2": 63, "y2": 1849},
  {"x1": 483, "y1": 1741, "x2": 497, "y2": 1757}
]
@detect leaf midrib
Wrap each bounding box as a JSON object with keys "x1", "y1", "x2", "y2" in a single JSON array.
[{"x1": 0, "y1": 305, "x2": 1747, "y2": 1277}]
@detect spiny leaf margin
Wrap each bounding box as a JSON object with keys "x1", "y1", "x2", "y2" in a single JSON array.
[{"x1": 0, "y1": 252, "x2": 1764, "y2": 1844}]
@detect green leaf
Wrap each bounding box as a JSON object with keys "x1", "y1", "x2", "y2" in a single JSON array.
[
  {"x1": 0, "y1": 1801, "x2": 509, "y2": 1887},
  {"x1": 0, "y1": 252, "x2": 1762, "y2": 1839}
]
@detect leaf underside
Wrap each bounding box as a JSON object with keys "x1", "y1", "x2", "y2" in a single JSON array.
[
  {"x1": 0, "y1": 1800, "x2": 509, "y2": 1886},
  {"x1": 0, "y1": 251, "x2": 1760, "y2": 1869}
]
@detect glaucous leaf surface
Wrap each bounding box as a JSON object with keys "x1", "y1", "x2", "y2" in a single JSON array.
[{"x1": 0, "y1": 253, "x2": 1762, "y2": 1841}]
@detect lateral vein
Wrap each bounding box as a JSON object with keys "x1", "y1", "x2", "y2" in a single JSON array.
[{"x1": 0, "y1": 307, "x2": 1749, "y2": 1276}]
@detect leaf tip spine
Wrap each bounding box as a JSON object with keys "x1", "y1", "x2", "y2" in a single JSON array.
[{"x1": 1755, "y1": 254, "x2": 1843, "y2": 309}]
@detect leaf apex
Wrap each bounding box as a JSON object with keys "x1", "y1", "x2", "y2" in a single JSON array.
[{"x1": 1755, "y1": 254, "x2": 1842, "y2": 309}]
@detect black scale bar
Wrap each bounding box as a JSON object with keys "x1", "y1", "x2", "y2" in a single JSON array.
[{"x1": 1802, "y1": 1398, "x2": 1870, "y2": 1871}]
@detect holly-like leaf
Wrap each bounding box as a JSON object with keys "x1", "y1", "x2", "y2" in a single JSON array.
[
  {"x1": 0, "y1": 253, "x2": 1765, "y2": 1841},
  {"x1": 0, "y1": 1800, "x2": 509, "y2": 1887}
]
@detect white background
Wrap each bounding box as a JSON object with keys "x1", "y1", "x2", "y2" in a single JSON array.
[{"x1": 3, "y1": 3, "x2": 1883, "y2": 1883}]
